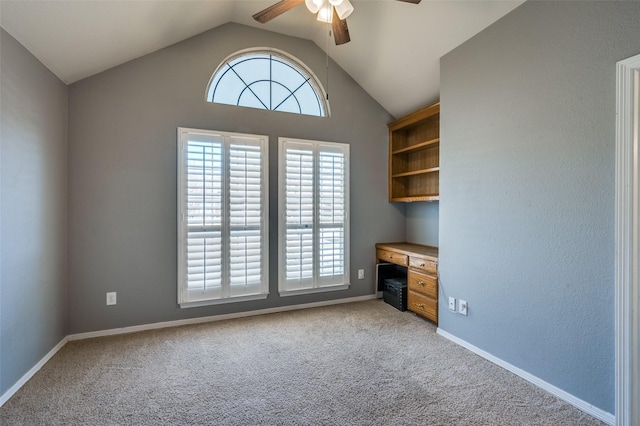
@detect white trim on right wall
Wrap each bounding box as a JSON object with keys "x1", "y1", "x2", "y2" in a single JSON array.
[
  {"x1": 615, "y1": 52, "x2": 640, "y2": 426},
  {"x1": 437, "y1": 329, "x2": 616, "y2": 425}
]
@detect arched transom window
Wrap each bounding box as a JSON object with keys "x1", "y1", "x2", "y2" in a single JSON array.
[{"x1": 206, "y1": 48, "x2": 329, "y2": 117}]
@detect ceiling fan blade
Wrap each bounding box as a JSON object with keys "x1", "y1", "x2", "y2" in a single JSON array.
[
  {"x1": 332, "y1": 8, "x2": 350, "y2": 45},
  {"x1": 252, "y1": 0, "x2": 305, "y2": 23},
  {"x1": 395, "y1": 0, "x2": 422, "y2": 3}
]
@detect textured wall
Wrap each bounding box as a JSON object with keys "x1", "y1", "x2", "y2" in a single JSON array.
[
  {"x1": 0, "y1": 29, "x2": 68, "y2": 396},
  {"x1": 406, "y1": 202, "x2": 439, "y2": 247},
  {"x1": 439, "y1": 1, "x2": 640, "y2": 413},
  {"x1": 68, "y1": 23, "x2": 404, "y2": 333}
]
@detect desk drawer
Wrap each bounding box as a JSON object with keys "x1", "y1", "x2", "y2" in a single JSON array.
[
  {"x1": 408, "y1": 271, "x2": 437, "y2": 299},
  {"x1": 377, "y1": 249, "x2": 408, "y2": 266},
  {"x1": 408, "y1": 290, "x2": 438, "y2": 323},
  {"x1": 409, "y1": 256, "x2": 437, "y2": 275}
]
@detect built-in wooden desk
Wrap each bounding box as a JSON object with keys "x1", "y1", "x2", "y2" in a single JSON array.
[{"x1": 376, "y1": 242, "x2": 439, "y2": 324}]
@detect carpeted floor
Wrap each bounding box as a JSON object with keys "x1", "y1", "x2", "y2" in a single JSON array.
[{"x1": 0, "y1": 300, "x2": 604, "y2": 425}]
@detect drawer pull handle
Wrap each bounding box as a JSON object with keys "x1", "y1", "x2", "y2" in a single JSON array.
[
  {"x1": 417, "y1": 304, "x2": 425, "y2": 309},
  {"x1": 418, "y1": 281, "x2": 425, "y2": 286}
]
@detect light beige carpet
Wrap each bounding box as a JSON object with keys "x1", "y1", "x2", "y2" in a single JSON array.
[{"x1": 0, "y1": 300, "x2": 604, "y2": 425}]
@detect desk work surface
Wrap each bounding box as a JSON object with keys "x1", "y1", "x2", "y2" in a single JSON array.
[{"x1": 375, "y1": 242, "x2": 438, "y2": 262}]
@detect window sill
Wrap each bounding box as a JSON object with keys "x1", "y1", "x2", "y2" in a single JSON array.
[
  {"x1": 179, "y1": 293, "x2": 268, "y2": 309},
  {"x1": 279, "y1": 284, "x2": 350, "y2": 297}
]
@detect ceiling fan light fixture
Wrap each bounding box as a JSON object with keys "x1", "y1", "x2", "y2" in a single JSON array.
[
  {"x1": 316, "y1": 3, "x2": 333, "y2": 23},
  {"x1": 254, "y1": 0, "x2": 420, "y2": 45},
  {"x1": 335, "y1": 0, "x2": 354, "y2": 20},
  {"x1": 305, "y1": 0, "x2": 322, "y2": 14}
]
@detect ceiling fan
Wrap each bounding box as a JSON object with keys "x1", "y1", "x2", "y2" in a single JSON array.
[{"x1": 253, "y1": 0, "x2": 421, "y2": 46}]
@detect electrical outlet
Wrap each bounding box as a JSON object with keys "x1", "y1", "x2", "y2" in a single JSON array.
[
  {"x1": 448, "y1": 297, "x2": 456, "y2": 311},
  {"x1": 357, "y1": 269, "x2": 365, "y2": 280},
  {"x1": 459, "y1": 300, "x2": 468, "y2": 316},
  {"x1": 106, "y1": 292, "x2": 117, "y2": 306}
]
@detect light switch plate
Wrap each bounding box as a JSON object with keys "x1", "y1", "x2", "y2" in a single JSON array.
[{"x1": 459, "y1": 300, "x2": 468, "y2": 316}]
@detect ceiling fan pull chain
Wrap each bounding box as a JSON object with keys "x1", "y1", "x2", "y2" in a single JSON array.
[{"x1": 326, "y1": 24, "x2": 330, "y2": 101}]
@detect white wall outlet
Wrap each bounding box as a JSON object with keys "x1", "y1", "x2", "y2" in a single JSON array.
[
  {"x1": 106, "y1": 292, "x2": 117, "y2": 306},
  {"x1": 459, "y1": 300, "x2": 468, "y2": 316},
  {"x1": 448, "y1": 297, "x2": 456, "y2": 311},
  {"x1": 357, "y1": 269, "x2": 365, "y2": 280}
]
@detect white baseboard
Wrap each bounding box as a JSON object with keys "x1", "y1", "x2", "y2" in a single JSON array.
[
  {"x1": 436, "y1": 328, "x2": 615, "y2": 426},
  {"x1": 0, "y1": 336, "x2": 68, "y2": 407},
  {"x1": 68, "y1": 294, "x2": 378, "y2": 341}
]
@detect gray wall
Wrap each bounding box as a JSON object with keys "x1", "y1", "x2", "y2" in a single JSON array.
[
  {"x1": 406, "y1": 202, "x2": 439, "y2": 247},
  {"x1": 439, "y1": 1, "x2": 640, "y2": 414},
  {"x1": 68, "y1": 23, "x2": 404, "y2": 333},
  {"x1": 0, "y1": 29, "x2": 68, "y2": 396}
]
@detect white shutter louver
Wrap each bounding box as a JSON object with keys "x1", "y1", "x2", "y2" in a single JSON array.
[{"x1": 178, "y1": 129, "x2": 268, "y2": 306}]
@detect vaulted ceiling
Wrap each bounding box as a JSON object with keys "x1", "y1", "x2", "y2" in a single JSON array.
[{"x1": 0, "y1": 0, "x2": 523, "y2": 118}]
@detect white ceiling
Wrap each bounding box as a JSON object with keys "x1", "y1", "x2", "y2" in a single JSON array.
[{"x1": 0, "y1": 0, "x2": 523, "y2": 118}]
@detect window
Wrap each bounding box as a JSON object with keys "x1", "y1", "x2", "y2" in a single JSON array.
[
  {"x1": 177, "y1": 128, "x2": 269, "y2": 307},
  {"x1": 278, "y1": 137, "x2": 350, "y2": 295},
  {"x1": 206, "y1": 48, "x2": 329, "y2": 117}
]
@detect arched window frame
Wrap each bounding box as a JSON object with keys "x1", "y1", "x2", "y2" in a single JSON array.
[{"x1": 206, "y1": 47, "x2": 330, "y2": 117}]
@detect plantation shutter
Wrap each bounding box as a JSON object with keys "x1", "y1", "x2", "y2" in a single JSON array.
[
  {"x1": 184, "y1": 135, "x2": 224, "y2": 301},
  {"x1": 228, "y1": 139, "x2": 264, "y2": 296},
  {"x1": 317, "y1": 148, "x2": 346, "y2": 286},
  {"x1": 178, "y1": 129, "x2": 268, "y2": 306},
  {"x1": 279, "y1": 138, "x2": 349, "y2": 294},
  {"x1": 283, "y1": 144, "x2": 314, "y2": 291}
]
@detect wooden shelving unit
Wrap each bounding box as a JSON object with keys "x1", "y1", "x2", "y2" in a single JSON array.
[{"x1": 388, "y1": 101, "x2": 440, "y2": 202}]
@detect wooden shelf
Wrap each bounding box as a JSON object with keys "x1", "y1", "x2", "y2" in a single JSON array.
[
  {"x1": 392, "y1": 167, "x2": 439, "y2": 178},
  {"x1": 392, "y1": 138, "x2": 440, "y2": 155},
  {"x1": 390, "y1": 195, "x2": 439, "y2": 202},
  {"x1": 388, "y1": 101, "x2": 440, "y2": 202}
]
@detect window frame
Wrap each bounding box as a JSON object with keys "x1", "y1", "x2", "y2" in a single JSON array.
[
  {"x1": 206, "y1": 47, "x2": 330, "y2": 117},
  {"x1": 278, "y1": 137, "x2": 350, "y2": 296},
  {"x1": 177, "y1": 127, "x2": 269, "y2": 308}
]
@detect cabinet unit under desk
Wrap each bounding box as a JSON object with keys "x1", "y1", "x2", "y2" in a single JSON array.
[{"x1": 376, "y1": 242, "x2": 439, "y2": 324}]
